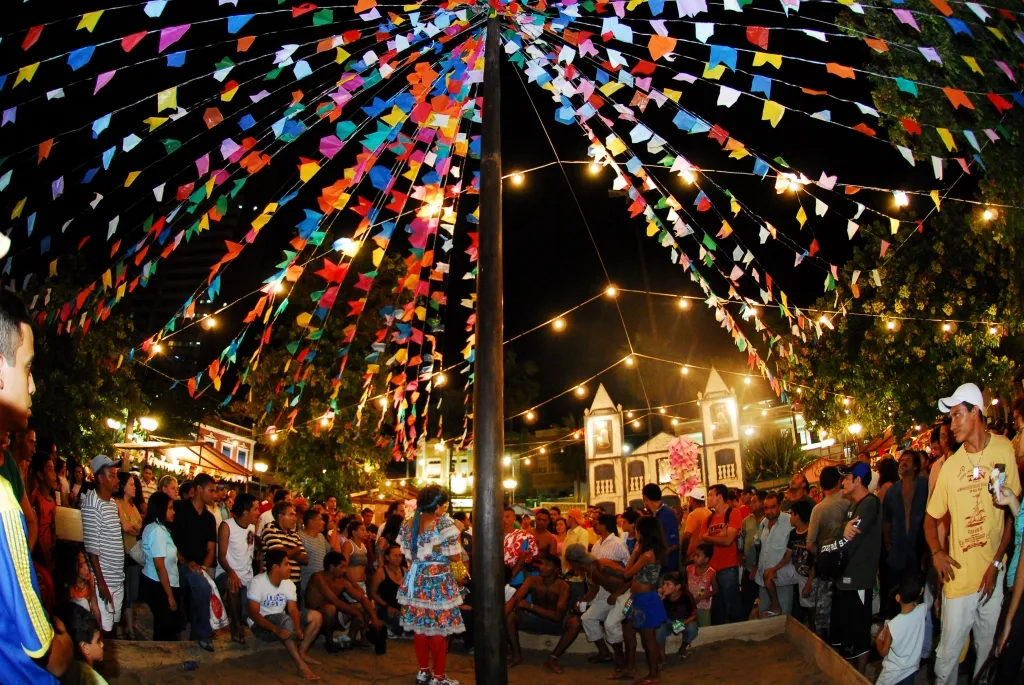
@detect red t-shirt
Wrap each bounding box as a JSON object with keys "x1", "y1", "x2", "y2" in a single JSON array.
[
  {"x1": 698, "y1": 507, "x2": 744, "y2": 570},
  {"x1": 737, "y1": 505, "x2": 751, "y2": 521}
]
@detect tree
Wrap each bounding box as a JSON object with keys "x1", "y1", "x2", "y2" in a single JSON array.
[
  {"x1": 744, "y1": 429, "x2": 812, "y2": 484},
  {"x1": 549, "y1": 415, "x2": 586, "y2": 483},
  {"x1": 786, "y1": 6, "x2": 1024, "y2": 436},
  {"x1": 26, "y1": 258, "x2": 150, "y2": 462}
]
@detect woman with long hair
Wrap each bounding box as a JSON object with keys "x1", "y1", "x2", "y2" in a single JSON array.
[
  {"x1": 553, "y1": 518, "x2": 568, "y2": 556},
  {"x1": 370, "y1": 542, "x2": 409, "y2": 638},
  {"x1": 342, "y1": 519, "x2": 371, "y2": 593},
  {"x1": 611, "y1": 516, "x2": 667, "y2": 684},
  {"x1": 397, "y1": 484, "x2": 466, "y2": 685},
  {"x1": 69, "y1": 462, "x2": 86, "y2": 508},
  {"x1": 140, "y1": 492, "x2": 181, "y2": 641},
  {"x1": 115, "y1": 471, "x2": 144, "y2": 639}
]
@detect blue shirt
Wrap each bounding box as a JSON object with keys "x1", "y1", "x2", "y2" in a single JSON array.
[
  {"x1": 0, "y1": 475, "x2": 57, "y2": 684},
  {"x1": 142, "y1": 522, "x2": 180, "y2": 587},
  {"x1": 655, "y1": 503, "x2": 680, "y2": 573}
]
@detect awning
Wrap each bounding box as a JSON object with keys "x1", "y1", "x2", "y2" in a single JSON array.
[{"x1": 116, "y1": 441, "x2": 251, "y2": 481}]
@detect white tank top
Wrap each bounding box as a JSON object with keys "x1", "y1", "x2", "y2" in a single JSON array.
[{"x1": 216, "y1": 517, "x2": 256, "y2": 586}]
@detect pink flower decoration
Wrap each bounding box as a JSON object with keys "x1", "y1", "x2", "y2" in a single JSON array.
[{"x1": 666, "y1": 436, "x2": 701, "y2": 494}]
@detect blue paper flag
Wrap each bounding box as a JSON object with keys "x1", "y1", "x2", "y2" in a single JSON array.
[
  {"x1": 944, "y1": 18, "x2": 973, "y2": 37},
  {"x1": 68, "y1": 45, "x2": 96, "y2": 71},
  {"x1": 166, "y1": 51, "x2": 186, "y2": 67},
  {"x1": 708, "y1": 45, "x2": 737, "y2": 72},
  {"x1": 751, "y1": 74, "x2": 772, "y2": 98},
  {"x1": 227, "y1": 14, "x2": 254, "y2": 34},
  {"x1": 369, "y1": 165, "x2": 393, "y2": 191},
  {"x1": 238, "y1": 114, "x2": 256, "y2": 130}
]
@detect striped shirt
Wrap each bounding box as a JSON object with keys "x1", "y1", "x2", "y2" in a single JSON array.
[
  {"x1": 261, "y1": 522, "x2": 303, "y2": 584},
  {"x1": 81, "y1": 489, "x2": 124, "y2": 586},
  {"x1": 299, "y1": 531, "x2": 328, "y2": 591}
]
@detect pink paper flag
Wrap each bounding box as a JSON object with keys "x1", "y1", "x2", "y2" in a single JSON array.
[
  {"x1": 319, "y1": 135, "x2": 344, "y2": 159},
  {"x1": 994, "y1": 61, "x2": 1016, "y2": 82},
  {"x1": 158, "y1": 24, "x2": 190, "y2": 53},
  {"x1": 892, "y1": 8, "x2": 917, "y2": 30},
  {"x1": 195, "y1": 153, "x2": 209, "y2": 177},
  {"x1": 94, "y1": 70, "x2": 116, "y2": 94}
]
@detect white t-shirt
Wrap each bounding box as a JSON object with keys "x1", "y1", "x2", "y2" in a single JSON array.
[
  {"x1": 256, "y1": 509, "x2": 274, "y2": 537},
  {"x1": 592, "y1": 534, "x2": 629, "y2": 566},
  {"x1": 246, "y1": 572, "x2": 296, "y2": 626},
  {"x1": 876, "y1": 603, "x2": 927, "y2": 685}
]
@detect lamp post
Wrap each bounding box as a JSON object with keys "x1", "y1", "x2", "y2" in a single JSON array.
[{"x1": 254, "y1": 461, "x2": 268, "y2": 499}]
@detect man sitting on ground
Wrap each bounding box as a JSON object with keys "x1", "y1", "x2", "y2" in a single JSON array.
[
  {"x1": 505, "y1": 556, "x2": 571, "y2": 672},
  {"x1": 305, "y1": 551, "x2": 381, "y2": 650},
  {"x1": 248, "y1": 549, "x2": 323, "y2": 681},
  {"x1": 547, "y1": 543, "x2": 629, "y2": 673}
]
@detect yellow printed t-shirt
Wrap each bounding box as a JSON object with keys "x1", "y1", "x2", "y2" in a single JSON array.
[{"x1": 926, "y1": 434, "x2": 1020, "y2": 599}]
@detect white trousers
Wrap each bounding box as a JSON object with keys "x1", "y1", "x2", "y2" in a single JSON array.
[
  {"x1": 581, "y1": 590, "x2": 630, "y2": 645},
  {"x1": 94, "y1": 581, "x2": 124, "y2": 633},
  {"x1": 934, "y1": 570, "x2": 1004, "y2": 685}
]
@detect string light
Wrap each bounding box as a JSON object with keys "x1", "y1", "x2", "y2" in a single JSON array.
[
  {"x1": 539, "y1": 447, "x2": 546, "y2": 455},
  {"x1": 524, "y1": 457, "x2": 531, "y2": 465},
  {"x1": 626, "y1": 411, "x2": 634, "y2": 419},
  {"x1": 385, "y1": 480, "x2": 392, "y2": 487},
  {"x1": 992, "y1": 398, "x2": 1000, "y2": 406},
  {"x1": 378, "y1": 396, "x2": 389, "y2": 408},
  {"x1": 893, "y1": 191, "x2": 910, "y2": 208},
  {"x1": 942, "y1": 323, "x2": 951, "y2": 332},
  {"x1": 658, "y1": 407, "x2": 666, "y2": 414},
  {"x1": 151, "y1": 343, "x2": 164, "y2": 354},
  {"x1": 681, "y1": 169, "x2": 696, "y2": 184},
  {"x1": 680, "y1": 366, "x2": 689, "y2": 376},
  {"x1": 671, "y1": 418, "x2": 679, "y2": 426},
  {"x1": 552, "y1": 317, "x2": 566, "y2": 332},
  {"x1": 510, "y1": 173, "x2": 524, "y2": 186},
  {"x1": 886, "y1": 320, "x2": 897, "y2": 331},
  {"x1": 605, "y1": 285, "x2": 618, "y2": 298},
  {"x1": 574, "y1": 385, "x2": 588, "y2": 398},
  {"x1": 400, "y1": 480, "x2": 406, "y2": 487},
  {"x1": 982, "y1": 208, "x2": 997, "y2": 221},
  {"x1": 433, "y1": 372, "x2": 447, "y2": 387},
  {"x1": 761, "y1": 409, "x2": 767, "y2": 417},
  {"x1": 588, "y1": 163, "x2": 600, "y2": 174},
  {"x1": 624, "y1": 355, "x2": 635, "y2": 367},
  {"x1": 989, "y1": 326, "x2": 1000, "y2": 335},
  {"x1": 203, "y1": 316, "x2": 217, "y2": 329},
  {"x1": 502, "y1": 455, "x2": 512, "y2": 466},
  {"x1": 744, "y1": 427, "x2": 755, "y2": 436},
  {"x1": 842, "y1": 397, "x2": 850, "y2": 406},
  {"x1": 678, "y1": 298, "x2": 690, "y2": 310},
  {"x1": 744, "y1": 376, "x2": 752, "y2": 385},
  {"x1": 524, "y1": 410, "x2": 537, "y2": 424},
  {"x1": 273, "y1": 282, "x2": 286, "y2": 294},
  {"x1": 632, "y1": 419, "x2": 641, "y2": 429},
  {"x1": 269, "y1": 433, "x2": 278, "y2": 443}
]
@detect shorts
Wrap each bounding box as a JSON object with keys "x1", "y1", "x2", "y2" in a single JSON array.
[
  {"x1": 94, "y1": 582, "x2": 124, "y2": 632},
  {"x1": 774, "y1": 565, "x2": 811, "y2": 607},
  {"x1": 836, "y1": 588, "x2": 872, "y2": 659},
  {"x1": 519, "y1": 611, "x2": 565, "y2": 636},
  {"x1": 250, "y1": 609, "x2": 314, "y2": 642}
]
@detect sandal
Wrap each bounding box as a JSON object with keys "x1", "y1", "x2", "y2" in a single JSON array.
[
  {"x1": 606, "y1": 672, "x2": 634, "y2": 681},
  {"x1": 587, "y1": 654, "x2": 615, "y2": 663}
]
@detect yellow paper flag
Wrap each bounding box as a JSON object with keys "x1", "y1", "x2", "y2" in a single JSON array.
[
  {"x1": 606, "y1": 136, "x2": 627, "y2": 156},
  {"x1": 125, "y1": 171, "x2": 141, "y2": 187},
  {"x1": 156, "y1": 87, "x2": 177, "y2": 112},
  {"x1": 101, "y1": 270, "x2": 113, "y2": 289},
  {"x1": 702, "y1": 63, "x2": 726, "y2": 80},
  {"x1": 78, "y1": 11, "x2": 104, "y2": 32},
  {"x1": 936, "y1": 128, "x2": 957, "y2": 151},
  {"x1": 961, "y1": 56, "x2": 983, "y2": 74},
  {"x1": 662, "y1": 88, "x2": 682, "y2": 103},
  {"x1": 796, "y1": 205, "x2": 807, "y2": 228},
  {"x1": 890, "y1": 218, "x2": 900, "y2": 234},
  {"x1": 717, "y1": 221, "x2": 733, "y2": 238},
  {"x1": 372, "y1": 248, "x2": 384, "y2": 267},
  {"x1": 730, "y1": 199, "x2": 741, "y2": 216},
  {"x1": 143, "y1": 117, "x2": 168, "y2": 131},
  {"x1": 381, "y1": 106, "x2": 407, "y2": 127},
  {"x1": 930, "y1": 190, "x2": 941, "y2": 211},
  {"x1": 299, "y1": 162, "x2": 320, "y2": 182},
  {"x1": 49, "y1": 259, "x2": 58, "y2": 277},
  {"x1": 296, "y1": 312, "x2": 313, "y2": 328},
  {"x1": 15, "y1": 63, "x2": 40, "y2": 88},
  {"x1": 646, "y1": 221, "x2": 659, "y2": 237},
  {"x1": 11, "y1": 197, "x2": 26, "y2": 220},
  {"x1": 335, "y1": 47, "x2": 351, "y2": 64},
  {"x1": 761, "y1": 100, "x2": 785, "y2": 127},
  {"x1": 752, "y1": 52, "x2": 783, "y2": 69},
  {"x1": 987, "y1": 27, "x2": 1007, "y2": 44},
  {"x1": 116, "y1": 283, "x2": 126, "y2": 300},
  {"x1": 599, "y1": 82, "x2": 625, "y2": 97},
  {"x1": 221, "y1": 85, "x2": 239, "y2": 102}
]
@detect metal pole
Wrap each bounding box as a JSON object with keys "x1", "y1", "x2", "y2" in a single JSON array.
[{"x1": 472, "y1": 13, "x2": 507, "y2": 685}]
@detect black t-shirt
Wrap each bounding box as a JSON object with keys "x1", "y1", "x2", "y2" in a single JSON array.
[
  {"x1": 172, "y1": 499, "x2": 217, "y2": 565},
  {"x1": 788, "y1": 529, "x2": 813, "y2": 577},
  {"x1": 839, "y1": 494, "x2": 881, "y2": 591},
  {"x1": 663, "y1": 590, "x2": 696, "y2": 622}
]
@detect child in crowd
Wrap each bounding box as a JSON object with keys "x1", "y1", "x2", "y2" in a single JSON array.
[
  {"x1": 686, "y1": 543, "x2": 717, "y2": 627},
  {"x1": 55, "y1": 602, "x2": 107, "y2": 684},
  {"x1": 763, "y1": 500, "x2": 813, "y2": 617},
  {"x1": 66, "y1": 548, "x2": 102, "y2": 628},
  {"x1": 657, "y1": 571, "x2": 698, "y2": 663},
  {"x1": 875, "y1": 573, "x2": 927, "y2": 685}
]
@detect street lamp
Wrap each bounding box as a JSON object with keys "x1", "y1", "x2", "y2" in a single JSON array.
[
  {"x1": 848, "y1": 423, "x2": 863, "y2": 436},
  {"x1": 106, "y1": 418, "x2": 124, "y2": 431},
  {"x1": 138, "y1": 417, "x2": 159, "y2": 432}
]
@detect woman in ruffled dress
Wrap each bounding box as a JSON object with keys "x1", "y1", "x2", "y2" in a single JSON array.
[{"x1": 397, "y1": 484, "x2": 467, "y2": 685}]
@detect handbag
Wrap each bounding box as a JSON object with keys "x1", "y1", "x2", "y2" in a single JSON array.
[
  {"x1": 205, "y1": 571, "x2": 230, "y2": 631},
  {"x1": 127, "y1": 539, "x2": 146, "y2": 566}
]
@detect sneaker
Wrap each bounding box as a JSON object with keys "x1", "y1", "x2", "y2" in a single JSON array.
[
  {"x1": 416, "y1": 670, "x2": 432, "y2": 685},
  {"x1": 430, "y1": 676, "x2": 461, "y2": 685},
  {"x1": 387, "y1": 629, "x2": 401, "y2": 640}
]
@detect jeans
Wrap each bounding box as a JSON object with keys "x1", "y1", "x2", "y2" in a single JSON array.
[
  {"x1": 655, "y1": 620, "x2": 698, "y2": 649},
  {"x1": 740, "y1": 568, "x2": 759, "y2": 621},
  {"x1": 710, "y1": 567, "x2": 743, "y2": 625},
  {"x1": 178, "y1": 563, "x2": 213, "y2": 642},
  {"x1": 141, "y1": 574, "x2": 180, "y2": 641}
]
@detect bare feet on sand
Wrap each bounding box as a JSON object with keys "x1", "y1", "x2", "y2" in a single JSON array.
[
  {"x1": 299, "y1": 666, "x2": 320, "y2": 681},
  {"x1": 300, "y1": 653, "x2": 323, "y2": 665},
  {"x1": 545, "y1": 656, "x2": 563, "y2": 674}
]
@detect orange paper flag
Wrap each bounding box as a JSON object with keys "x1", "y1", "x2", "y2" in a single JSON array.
[
  {"x1": 647, "y1": 35, "x2": 677, "y2": 62},
  {"x1": 826, "y1": 63, "x2": 855, "y2": 79},
  {"x1": 942, "y1": 88, "x2": 974, "y2": 110}
]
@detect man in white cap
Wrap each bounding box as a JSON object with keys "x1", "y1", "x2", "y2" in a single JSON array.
[
  {"x1": 680, "y1": 486, "x2": 709, "y2": 563},
  {"x1": 926, "y1": 382, "x2": 1020, "y2": 685},
  {"x1": 82, "y1": 454, "x2": 126, "y2": 636}
]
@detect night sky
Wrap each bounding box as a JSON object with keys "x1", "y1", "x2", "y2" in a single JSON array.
[{"x1": 0, "y1": 1, "x2": 966, "y2": 441}]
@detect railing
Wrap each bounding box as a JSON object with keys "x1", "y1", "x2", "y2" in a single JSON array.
[
  {"x1": 595, "y1": 479, "x2": 616, "y2": 495},
  {"x1": 717, "y1": 463, "x2": 737, "y2": 481},
  {"x1": 628, "y1": 476, "x2": 645, "y2": 492}
]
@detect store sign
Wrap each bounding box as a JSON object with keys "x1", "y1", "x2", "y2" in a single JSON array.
[{"x1": 451, "y1": 498, "x2": 473, "y2": 508}]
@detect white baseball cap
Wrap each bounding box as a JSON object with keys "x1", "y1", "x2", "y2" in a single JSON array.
[
  {"x1": 938, "y1": 383, "x2": 985, "y2": 416},
  {"x1": 686, "y1": 486, "x2": 706, "y2": 501}
]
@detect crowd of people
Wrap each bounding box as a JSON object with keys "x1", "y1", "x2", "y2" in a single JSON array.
[{"x1": 2, "y1": 285, "x2": 1024, "y2": 685}]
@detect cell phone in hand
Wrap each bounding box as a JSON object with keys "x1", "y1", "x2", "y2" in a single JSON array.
[{"x1": 989, "y1": 464, "x2": 1006, "y2": 498}]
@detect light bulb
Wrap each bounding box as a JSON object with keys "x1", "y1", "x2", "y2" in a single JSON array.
[
  {"x1": 626, "y1": 412, "x2": 634, "y2": 419},
  {"x1": 678, "y1": 298, "x2": 690, "y2": 310},
  {"x1": 680, "y1": 366, "x2": 689, "y2": 376},
  {"x1": 151, "y1": 343, "x2": 164, "y2": 354},
  {"x1": 539, "y1": 447, "x2": 546, "y2": 455},
  {"x1": 574, "y1": 385, "x2": 587, "y2": 398},
  {"x1": 682, "y1": 170, "x2": 695, "y2": 184},
  {"x1": 887, "y1": 320, "x2": 897, "y2": 330},
  {"x1": 502, "y1": 455, "x2": 512, "y2": 466},
  {"x1": 525, "y1": 410, "x2": 537, "y2": 423},
  {"x1": 744, "y1": 376, "x2": 752, "y2": 385},
  {"x1": 983, "y1": 208, "x2": 997, "y2": 221},
  {"x1": 632, "y1": 420, "x2": 641, "y2": 429},
  {"x1": 624, "y1": 356, "x2": 634, "y2": 367},
  {"x1": 273, "y1": 282, "x2": 285, "y2": 294},
  {"x1": 510, "y1": 173, "x2": 524, "y2": 185},
  {"x1": 893, "y1": 191, "x2": 909, "y2": 207},
  {"x1": 203, "y1": 316, "x2": 217, "y2": 329},
  {"x1": 605, "y1": 285, "x2": 618, "y2": 298},
  {"x1": 552, "y1": 317, "x2": 566, "y2": 332},
  {"x1": 524, "y1": 457, "x2": 531, "y2": 465},
  {"x1": 659, "y1": 407, "x2": 666, "y2": 414},
  {"x1": 434, "y1": 372, "x2": 447, "y2": 387},
  {"x1": 588, "y1": 163, "x2": 600, "y2": 174}
]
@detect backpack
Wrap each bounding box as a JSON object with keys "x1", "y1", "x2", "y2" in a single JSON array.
[{"x1": 815, "y1": 494, "x2": 877, "y2": 580}]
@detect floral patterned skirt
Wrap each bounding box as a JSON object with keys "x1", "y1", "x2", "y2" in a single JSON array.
[{"x1": 397, "y1": 561, "x2": 465, "y2": 636}]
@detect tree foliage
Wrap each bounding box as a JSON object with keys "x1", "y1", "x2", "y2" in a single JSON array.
[
  {"x1": 27, "y1": 258, "x2": 150, "y2": 462},
  {"x1": 744, "y1": 429, "x2": 813, "y2": 484},
  {"x1": 787, "y1": 5, "x2": 1023, "y2": 437}
]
